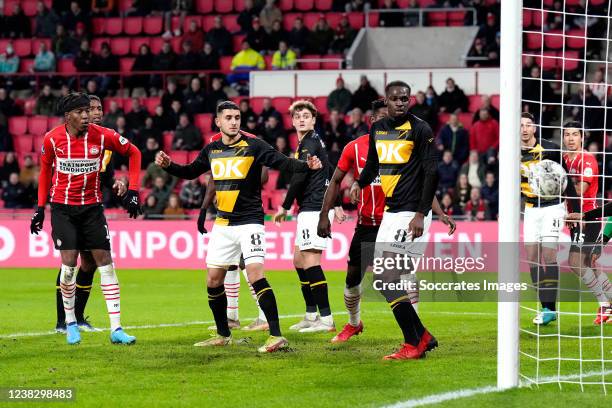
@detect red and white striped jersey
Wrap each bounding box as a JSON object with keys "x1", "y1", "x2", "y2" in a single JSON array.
[
  {"x1": 40, "y1": 123, "x2": 137, "y2": 205},
  {"x1": 563, "y1": 150, "x2": 599, "y2": 212},
  {"x1": 337, "y1": 134, "x2": 385, "y2": 226}
]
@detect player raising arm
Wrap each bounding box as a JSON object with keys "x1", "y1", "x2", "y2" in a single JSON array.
[{"x1": 31, "y1": 92, "x2": 142, "y2": 345}]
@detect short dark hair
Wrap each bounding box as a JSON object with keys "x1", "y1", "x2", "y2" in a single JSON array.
[
  {"x1": 521, "y1": 112, "x2": 535, "y2": 123},
  {"x1": 371, "y1": 99, "x2": 386, "y2": 112},
  {"x1": 88, "y1": 94, "x2": 101, "y2": 104},
  {"x1": 216, "y1": 101, "x2": 240, "y2": 114},
  {"x1": 385, "y1": 80, "x2": 411, "y2": 95},
  {"x1": 58, "y1": 92, "x2": 90, "y2": 114},
  {"x1": 563, "y1": 120, "x2": 583, "y2": 130}
]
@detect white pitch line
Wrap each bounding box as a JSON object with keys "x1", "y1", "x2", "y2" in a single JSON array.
[{"x1": 382, "y1": 369, "x2": 612, "y2": 408}]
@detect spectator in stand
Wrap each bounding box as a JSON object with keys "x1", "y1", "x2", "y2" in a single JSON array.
[
  {"x1": 161, "y1": 80, "x2": 183, "y2": 111},
  {"x1": 2, "y1": 173, "x2": 26, "y2": 209},
  {"x1": 33, "y1": 42, "x2": 56, "y2": 73},
  {"x1": 522, "y1": 55, "x2": 537, "y2": 78},
  {"x1": 5, "y1": 4, "x2": 32, "y2": 39},
  {"x1": 346, "y1": 108, "x2": 369, "y2": 141},
  {"x1": 153, "y1": 41, "x2": 177, "y2": 72},
  {"x1": 546, "y1": 0, "x2": 565, "y2": 31},
  {"x1": 486, "y1": 32, "x2": 500, "y2": 66},
  {"x1": 324, "y1": 109, "x2": 348, "y2": 150},
  {"x1": 240, "y1": 99, "x2": 257, "y2": 121},
  {"x1": 72, "y1": 21, "x2": 91, "y2": 45},
  {"x1": 19, "y1": 155, "x2": 39, "y2": 188},
  {"x1": 477, "y1": 13, "x2": 499, "y2": 47},
  {"x1": 35, "y1": 2, "x2": 61, "y2": 38},
  {"x1": 267, "y1": 20, "x2": 289, "y2": 52},
  {"x1": 125, "y1": 98, "x2": 149, "y2": 132},
  {"x1": 437, "y1": 113, "x2": 469, "y2": 165},
  {"x1": 102, "y1": 100, "x2": 124, "y2": 129},
  {"x1": 330, "y1": 14, "x2": 356, "y2": 54},
  {"x1": 141, "y1": 195, "x2": 161, "y2": 219},
  {"x1": 96, "y1": 42, "x2": 120, "y2": 93},
  {"x1": 260, "y1": 0, "x2": 282, "y2": 34},
  {"x1": 480, "y1": 171, "x2": 498, "y2": 220},
  {"x1": 34, "y1": 84, "x2": 58, "y2": 116},
  {"x1": 589, "y1": 69, "x2": 607, "y2": 104},
  {"x1": 245, "y1": 115, "x2": 265, "y2": 138},
  {"x1": 182, "y1": 20, "x2": 205, "y2": 52},
  {"x1": 379, "y1": 0, "x2": 404, "y2": 27},
  {"x1": 143, "y1": 159, "x2": 175, "y2": 188},
  {"x1": 439, "y1": 77, "x2": 469, "y2": 113},
  {"x1": 327, "y1": 77, "x2": 352, "y2": 114},
  {"x1": 228, "y1": 40, "x2": 265, "y2": 85},
  {"x1": 74, "y1": 39, "x2": 95, "y2": 75},
  {"x1": 351, "y1": 75, "x2": 379, "y2": 114},
  {"x1": 404, "y1": 0, "x2": 420, "y2": 27},
  {"x1": 287, "y1": 17, "x2": 309, "y2": 56},
  {"x1": 0, "y1": 88, "x2": 19, "y2": 117},
  {"x1": 153, "y1": 105, "x2": 176, "y2": 132},
  {"x1": 52, "y1": 24, "x2": 78, "y2": 58},
  {"x1": 0, "y1": 152, "x2": 19, "y2": 187},
  {"x1": 246, "y1": 17, "x2": 269, "y2": 53},
  {"x1": 180, "y1": 179, "x2": 204, "y2": 209},
  {"x1": 137, "y1": 117, "x2": 163, "y2": 149},
  {"x1": 472, "y1": 95, "x2": 499, "y2": 123},
  {"x1": 141, "y1": 137, "x2": 160, "y2": 169},
  {"x1": 205, "y1": 77, "x2": 228, "y2": 113},
  {"x1": 207, "y1": 16, "x2": 233, "y2": 56},
  {"x1": 176, "y1": 41, "x2": 200, "y2": 71},
  {"x1": 152, "y1": 176, "x2": 173, "y2": 211},
  {"x1": 91, "y1": 0, "x2": 117, "y2": 17},
  {"x1": 409, "y1": 91, "x2": 438, "y2": 130},
  {"x1": 453, "y1": 173, "x2": 471, "y2": 213},
  {"x1": 168, "y1": 100, "x2": 185, "y2": 129},
  {"x1": 130, "y1": 44, "x2": 154, "y2": 92},
  {"x1": 183, "y1": 77, "x2": 207, "y2": 115},
  {"x1": 0, "y1": 122, "x2": 12, "y2": 151},
  {"x1": 467, "y1": 38, "x2": 487, "y2": 67},
  {"x1": 0, "y1": 44, "x2": 19, "y2": 75},
  {"x1": 469, "y1": 109, "x2": 499, "y2": 155},
  {"x1": 459, "y1": 150, "x2": 484, "y2": 189},
  {"x1": 309, "y1": 16, "x2": 334, "y2": 55},
  {"x1": 163, "y1": 193, "x2": 187, "y2": 219},
  {"x1": 85, "y1": 79, "x2": 104, "y2": 100},
  {"x1": 439, "y1": 192, "x2": 459, "y2": 216},
  {"x1": 173, "y1": 113, "x2": 203, "y2": 151},
  {"x1": 437, "y1": 150, "x2": 459, "y2": 196},
  {"x1": 271, "y1": 41, "x2": 297, "y2": 70},
  {"x1": 263, "y1": 115, "x2": 286, "y2": 146},
  {"x1": 259, "y1": 97, "x2": 281, "y2": 125},
  {"x1": 425, "y1": 85, "x2": 440, "y2": 113},
  {"x1": 464, "y1": 187, "x2": 486, "y2": 221},
  {"x1": 62, "y1": 1, "x2": 90, "y2": 34},
  {"x1": 200, "y1": 42, "x2": 221, "y2": 70},
  {"x1": 238, "y1": 0, "x2": 261, "y2": 34}
]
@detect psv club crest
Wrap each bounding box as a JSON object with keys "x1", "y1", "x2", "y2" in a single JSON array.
[{"x1": 89, "y1": 146, "x2": 100, "y2": 155}]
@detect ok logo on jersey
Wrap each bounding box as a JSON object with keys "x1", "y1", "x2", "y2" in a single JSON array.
[
  {"x1": 375, "y1": 140, "x2": 413, "y2": 164},
  {"x1": 211, "y1": 157, "x2": 254, "y2": 180}
]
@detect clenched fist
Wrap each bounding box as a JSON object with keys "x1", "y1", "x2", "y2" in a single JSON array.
[{"x1": 155, "y1": 151, "x2": 171, "y2": 168}]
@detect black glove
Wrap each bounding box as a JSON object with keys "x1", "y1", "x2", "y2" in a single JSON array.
[
  {"x1": 30, "y1": 206, "x2": 45, "y2": 235},
  {"x1": 197, "y1": 207, "x2": 207, "y2": 235},
  {"x1": 124, "y1": 189, "x2": 142, "y2": 219}
]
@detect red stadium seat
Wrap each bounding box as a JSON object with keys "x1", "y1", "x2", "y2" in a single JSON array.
[
  {"x1": 314, "y1": 96, "x2": 328, "y2": 116},
  {"x1": 491, "y1": 95, "x2": 499, "y2": 110},
  {"x1": 124, "y1": 17, "x2": 143, "y2": 36},
  {"x1": 367, "y1": 11, "x2": 380, "y2": 27},
  {"x1": 303, "y1": 13, "x2": 320, "y2": 30},
  {"x1": 48, "y1": 117, "x2": 63, "y2": 129},
  {"x1": 315, "y1": 0, "x2": 332, "y2": 10},
  {"x1": 130, "y1": 37, "x2": 150, "y2": 55},
  {"x1": 215, "y1": 0, "x2": 234, "y2": 13},
  {"x1": 143, "y1": 97, "x2": 161, "y2": 114},
  {"x1": 250, "y1": 97, "x2": 266, "y2": 114},
  {"x1": 525, "y1": 32, "x2": 542, "y2": 50},
  {"x1": 220, "y1": 56, "x2": 233, "y2": 73},
  {"x1": 562, "y1": 50, "x2": 580, "y2": 72},
  {"x1": 522, "y1": 9, "x2": 532, "y2": 27},
  {"x1": 544, "y1": 30, "x2": 563, "y2": 50},
  {"x1": 12, "y1": 134, "x2": 33, "y2": 153},
  {"x1": 347, "y1": 12, "x2": 364, "y2": 29},
  {"x1": 202, "y1": 15, "x2": 217, "y2": 31},
  {"x1": 14, "y1": 39, "x2": 31, "y2": 57},
  {"x1": 427, "y1": 12, "x2": 447, "y2": 26},
  {"x1": 92, "y1": 17, "x2": 106, "y2": 35},
  {"x1": 295, "y1": 0, "x2": 314, "y2": 11},
  {"x1": 288, "y1": 132, "x2": 299, "y2": 151},
  {"x1": 321, "y1": 55, "x2": 343, "y2": 69},
  {"x1": 105, "y1": 18, "x2": 123, "y2": 36},
  {"x1": 31, "y1": 38, "x2": 51, "y2": 54},
  {"x1": 33, "y1": 134, "x2": 45, "y2": 153},
  {"x1": 169, "y1": 151, "x2": 189, "y2": 164},
  {"x1": 458, "y1": 113, "x2": 472, "y2": 131},
  {"x1": 22, "y1": 0, "x2": 38, "y2": 16},
  {"x1": 326, "y1": 13, "x2": 342, "y2": 29},
  {"x1": 143, "y1": 16, "x2": 163, "y2": 35},
  {"x1": 273, "y1": 97, "x2": 293, "y2": 114},
  {"x1": 531, "y1": 11, "x2": 546, "y2": 28},
  {"x1": 196, "y1": 0, "x2": 214, "y2": 13},
  {"x1": 448, "y1": 11, "x2": 465, "y2": 26},
  {"x1": 264, "y1": 54, "x2": 272, "y2": 69},
  {"x1": 8, "y1": 117, "x2": 28, "y2": 135},
  {"x1": 233, "y1": 34, "x2": 246, "y2": 53},
  {"x1": 19, "y1": 58, "x2": 34, "y2": 73},
  {"x1": 222, "y1": 14, "x2": 241, "y2": 33},
  {"x1": 149, "y1": 37, "x2": 165, "y2": 54},
  {"x1": 565, "y1": 28, "x2": 586, "y2": 50},
  {"x1": 119, "y1": 57, "x2": 134, "y2": 72},
  {"x1": 58, "y1": 58, "x2": 76, "y2": 74},
  {"x1": 28, "y1": 116, "x2": 49, "y2": 135},
  {"x1": 284, "y1": 13, "x2": 303, "y2": 31},
  {"x1": 23, "y1": 98, "x2": 36, "y2": 116},
  {"x1": 194, "y1": 114, "x2": 213, "y2": 133},
  {"x1": 111, "y1": 37, "x2": 131, "y2": 56},
  {"x1": 279, "y1": 0, "x2": 294, "y2": 11},
  {"x1": 121, "y1": 98, "x2": 134, "y2": 113},
  {"x1": 170, "y1": 36, "x2": 182, "y2": 53},
  {"x1": 299, "y1": 55, "x2": 321, "y2": 70},
  {"x1": 234, "y1": 0, "x2": 246, "y2": 12},
  {"x1": 182, "y1": 15, "x2": 202, "y2": 33},
  {"x1": 468, "y1": 95, "x2": 482, "y2": 113},
  {"x1": 541, "y1": 50, "x2": 558, "y2": 71},
  {"x1": 92, "y1": 37, "x2": 110, "y2": 53}
]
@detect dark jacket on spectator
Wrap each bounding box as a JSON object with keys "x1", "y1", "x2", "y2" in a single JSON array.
[
  {"x1": 35, "y1": 8, "x2": 61, "y2": 38},
  {"x1": 153, "y1": 50, "x2": 177, "y2": 71},
  {"x1": 125, "y1": 108, "x2": 149, "y2": 133},
  {"x1": 207, "y1": 27, "x2": 233, "y2": 56},
  {"x1": 438, "y1": 124, "x2": 470, "y2": 164},
  {"x1": 183, "y1": 88, "x2": 207, "y2": 115},
  {"x1": 438, "y1": 161, "x2": 460, "y2": 192},
  {"x1": 327, "y1": 88, "x2": 352, "y2": 114},
  {"x1": 351, "y1": 83, "x2": 379, "y2": 113},
  {"x1": 2, "y1": 180, "x2": 26, "y2": 208},
  {"x1": 6, "y1": 10, "x2": 32, "y2": 38},
  {"x1": 409, "y1": 102, "x2": 438, "y2": 130},
  {"x1": 439, "y1": 86, "x2": 469, "y2": 113},
  {"x1": 200, "y1": 49, "x2": 220, "y2": 70},
  {"x1": 173, "y1": 123, "x2": 203, "y2": 150},
  {"x1": 288, "y1": 26, "x2": 310, "y2": 53},
  {"x1": 74, "y1": 50, "x2": 96, "y2": 72}
]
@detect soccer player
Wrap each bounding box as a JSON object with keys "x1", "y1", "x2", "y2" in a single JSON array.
[
  {"x1": 274, "y1": 100, "x2": 343, "y2": 333},
  {"x1": 348, "y1": 81, "x2": 438, "y2": 360},
  {"x1": 318, "y1": 100, "x2": 456, "y2": 343},
  {"x1": 53, "y1": 95, "x2": 127, "y2": 333},
  {"x1": 155, "y1": 101, "x2": 322, "y2": 353},
  {"x1": 520, "y1": 112, "x2": 578, "y2": 325},
  {"x1": 31, "y1": 92, "x2": 143, "y2": 345}
]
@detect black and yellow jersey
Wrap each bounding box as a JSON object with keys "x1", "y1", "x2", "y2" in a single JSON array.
[
  {"x1": 521, "y1": 138, "x2": 565, "y2": 207},
  {"x1": 358, "y1": 112, "x2": 439, "y2": 214},
  {"x1": 165, "y1": 133, "x2": 311, "y2": 225},
  {"x1": 282, "y1": 130, "x2": 332, "y2": 213}
]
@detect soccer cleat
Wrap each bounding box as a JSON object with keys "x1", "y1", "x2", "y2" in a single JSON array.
[
  {"x1": 55, "y1": 322, "x2": 66, "y2": 334},
  {"x1": 594, "y1": 306, "x2": 612, "y2": 325},
  {"x1": 533, "y1": 308, "x2": 557, "y2": 325},
  {"x1": 418, "y1": 330, "x2": 438, "y2": 354},
  {"x1": 299, "y1": 319, "x2": 336, "y2": 333},
  {"x1": 110, "y1": 328, "x2": 136, "y2": 345},
  {"x1": 194, "y1": 334, "x2": 233, "y2": 347},
  {"x1": 77, "y1": 317, "x2": 102, "y2": 332},
  {"x1": 383, "y1": 343, "x2": 424, "y2": 360},
  {"x1": 207, "y1": 319, "x2": 240, "y2": 330},
  {"x1": 289, "y1": 315, "x2": 319, "y2": 331},
  {"x1": 257, "y1": 336, "x2": 289, "y2": 353},
  {"x1": 331, "y1": 322, "x2": 363, "y2": 343},
  {"x1": 66, "y1": 322, "x2": 81, "y2": 345},
  {"x1": 242, "y1": 318, "x2": 269, "y2": 332}
]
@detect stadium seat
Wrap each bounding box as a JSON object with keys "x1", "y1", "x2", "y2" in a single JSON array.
[
  {"x1": 121, "y1": 98, "x2": 135, "y2": 113},
  {"x1": 220, "y1": 56, "x2": 233, "y2": 73},
  {"x1": 250, "y1": 97, "x2": 266, "y2": 114},
  {"x1": 23, "y1": 98, "x2": 36, "y2": 116},
  {"x1": 33, "y1": 134, "x2": 44, "y2": 153},
  {"x1": 111, "y1": 38, "x2": 131, "y2": 56},
  {"x1": 299, "y1": 55, "x2": 321, "y2": 70},
  {"x1": 196, "y1": 0, "x2": 214, "y2": 13},
  {"x1": 282, "y1": 113, "x2": 293, "y2": 129},
  {"x1": 149, "y1": 37, "x2": 165, "y2": 54},
  {"x1": 92, "y1": 17, "x2": 106, "y2": 35},
  {"x1": 531, "y1": 11, "x2": 546, "y2": 28},
  {"x1": 143, "y1": 16, "x2": 163, "y2": 35},
  {"x1": 448, "y1": 11, "x2": 466, "y2": 26},
  {"x1": 222, "y1": 14, "x2": 241, "y2": 33},
  {"x1": 48, "y1": 117, "x2": 63, "y2": 129},
  {"x1": 105, "y1": 18, "x2": 124, "y2": 36},
  {"x1": 92, "y1": 37, "x2": 110, "y2": 53},
  {"x1": 522, "y1": 9, "x2": 533, "y2": 27},
  {"x1": 278, "y1": 0, "x2": 293, "y2": 11},
  {"x1": 22, "y1": 0, "x2": 38, "y2": 16},
  {"x1": 194, "y1": 114, "x2": 213, "y2": 133},
  {"x1": 326, "y1": 13, "x2": 342, "y2": 28},
  {"x1": 284, "y1": 13, "x2": 303, "y2": 31},
  {"x1": 8, "y1": 117, "x2": 28, "y2": 135},
  {"x1": 544, "y1": 30, "x2": 563, "y2": 50},
  {"x1": 288, "y1": 132, "x2": 299, "y2": 151},
  {"x1": 143, "y1": 97, "x2": 161, "y2": 114},
  {"x1": 169, "y1": 151, "x2": 189, "y2": 164},
  {"x1": 295, "y1": 0, "x2": 314, "y2": 11},
  {"x1": 562, "y1": 50, "x2": 580, "y2": 72},
  {"x1": 28, "y1": 116, "x2": 48, "y2": 135},
  {"x1": 468, "y1": 95, "x2": 482, "y2": 113},
  {"x1": 202, "y1": 15, "x2": 217, "y2": 31},
  {"x1": 427, "y1": 12, "x2": 447, "y2": 26},
  {"x1": 182, "y1": 15, "x2": 202, "y2": 33},
  {"x1": 19, "y1": 58, "x2": 34, "y2": 73},
  {"x1": 130, "y1": 37, "x2": 151, "y2": 55},
  {"x1": 163, "y1": 132, "x2": 174, "y2": 151},
  {"x1": 31, "y1": 38, "x2": 52, "y2": 53},
  {"x1": 12, "y1": 134, "x2": 33, "y2": 153},
  {"x1": 57, "y1": 59, "x2": 76, "y2": 74},
  {"x1": 14, "y1": 39, "x2": 32, "y2": 57},
  {"x1": 525, "y1": 32, "x2": 542, "y2": 50},
  {"x1": 215, "y1": 0, "x2": 234, "y2": 13},
  {"x1": 347, "y1": 12, "x2": 364, "y2": 29},
  {"x1": 264, "y1": 55, "x2": 273, "y2": 68},
  {"x1": 315, "y1": 0, "x2": 332, "y2": 10},
  {"x1": 234, "y1": 0, "x2": 246, "y2": 12},
  {"x1": 233, "y1": 34, "x2": 246, "y2": 53},
  {"x1": 313, "y1": 96, "x2": 328, "y2": 116},
  {"x1": 321, "y1": 55, "x2": 343, "y2": 69},
  {"x1": 303, "y1": 13, "x2": 321, "y2": 30},
  {"x1": 0, "y1": 39, "x2": 10, "y2": 54},
  {"x1": 541, "y1": 51, "x2": 558, "y2": 71},
  {"x1": 170, "y1": 36, "x2": 182, "y2": 53},
  {"x1": 565, "y1": 28, "x2": 586, "y2": 49},
  {"x1": 367, "y1": 11, "x2": 380, "y2": 27},
  {"x1": 119, "y1": 57, "x2": 134, "y2": 73},
  {"x1": 124, "y1": 17, "x2": 143, "y2": 36},
  {"x1": 491, "y1": 95, "x2": 500, "y2": 110}
]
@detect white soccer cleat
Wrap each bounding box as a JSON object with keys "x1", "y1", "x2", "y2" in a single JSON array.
[
  {"x1": 298, "y1": 319, "x2": 336, "y2": 333},
  {"x1": 289, "y1": 315, "x2": 318, "y2": 331}
]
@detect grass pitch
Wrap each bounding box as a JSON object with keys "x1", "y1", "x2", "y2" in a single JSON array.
[{"x1": 1, "y1": 268, "x2": 610, "y2": 407}]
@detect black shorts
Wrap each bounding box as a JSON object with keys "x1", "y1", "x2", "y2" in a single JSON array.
[
  {"x1": 347, "y1": 224, "x2": 380, "y2": 268},
  {"x1": 569, "y1": 221, "x2": 600, "y2": 253},
  {"x1": 51, "y1": 203, "x2": 110, "y2": 251}
]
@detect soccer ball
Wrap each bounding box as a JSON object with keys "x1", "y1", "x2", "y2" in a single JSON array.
[{"x1": 528, "y1": 159, "x2": 567, "y2": 198}]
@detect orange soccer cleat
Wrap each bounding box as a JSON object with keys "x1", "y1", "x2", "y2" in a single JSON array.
[
  {"x1": 594, "y1": 306, "x2": 611, "y2": 325},
  {"x1": 383, "y1": 343, "x2": 424, "y2": 360},
  {"x1": 330, "y1": 322, "x2": 364, "y2": 343}
]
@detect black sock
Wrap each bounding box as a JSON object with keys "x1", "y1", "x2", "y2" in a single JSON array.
[
  {"x1": 75, "y1": 265, "x2": 96, "y2": 322},
  {"x1": 207, "y1": 285, "x2": 230, "y2": 337},
  {"x1": 530, "y1": 264, "x2": 558, "y2": 311},
  {"x1": 296, "y1": 267, "x2": 317, "y2": 313},
  {"x1": 252, "y1": 278, "x2": 281, "y2": 336},
  {"x1": 55, "y1": 269, "x2": 65, "y2": 324},
  {"x1": 305, "y1": 265, "x2": 331, "y2": 317},
  {"x1": 391, "y1": 300, "x2": 425, "y2": 347}
]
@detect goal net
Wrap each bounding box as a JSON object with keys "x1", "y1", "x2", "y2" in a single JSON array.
[{"x1": 519, "y1": 0, "x2": 611, "y2": 392}]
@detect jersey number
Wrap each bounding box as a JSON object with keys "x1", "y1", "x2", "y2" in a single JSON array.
[
  {"x1": 302, "y1": 229, "x2": 310, "y2": 240},
  {"x1": 250, "y1": 234, "x2": 262, "y2": 246},
  {"x1": 394, "y1": 229, "x2": 408, "y2": 242}
]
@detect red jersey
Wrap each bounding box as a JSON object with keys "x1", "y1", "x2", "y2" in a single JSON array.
[
  {"x1": 337, "y1": 134, "x2": 385, "y2": 226},
  {"x1": 563, "y1": 150, "x2": 598, "y2": 212},
  {"x1": 39, "y1": 123, "x2": 140, "y2": 206}
]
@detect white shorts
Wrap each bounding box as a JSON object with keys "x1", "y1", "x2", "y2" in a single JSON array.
[
  {"x1": 523, "y1": 202, "x2": 566, "y2": 246},
  {"x1": 375, "y1": 211, "x2": 432, "y2": 257},
  {"x1": 206, "y1": 223, "x2": 266, "y2": 268},
  {"x1": 295, "y1": 210, "x2": 334, "y2": 251}
]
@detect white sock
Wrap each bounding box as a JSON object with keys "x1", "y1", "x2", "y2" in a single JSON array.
[
  {"x1": 60, "y1": 264, "x2": 78, "y2": 324},
  {"x1": 224, "y1": 268, "x2": 240, "y2": 321},
  {"x1": 580, "y1": 268, "x2": 609, "y2": 306},
  {"x1": 242, "y1": 269, "x2": 267, "y2": 321},
  {"x1": 596, "y1": 271, "x2": 612, "y2": 304},
  {"x1": 344, "y1": 285, "x2": 361, "y2": 326},
  {"x1": 320, "y1": 314, "x2": 334, "y2": 325},
  {"x1": 401, "y1": 273, "x2": 419, "y2": 313},
  {"x1": 99, "y1": 263, "x2": 121, "y2": 331},
  {"x1": 306, "y1": 312, "x2": 318, "y2": 321}
]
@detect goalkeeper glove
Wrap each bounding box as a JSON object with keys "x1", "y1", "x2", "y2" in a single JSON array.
[
  {"x1": 124, "y1": 190, "x2": 142, "y2": 219},
  {"x1": 30, "y1": 206, "x2": 45, "y2": 235},
  {"x1": 197, "y1": 207, "x2": 207, "y2": 235}
]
